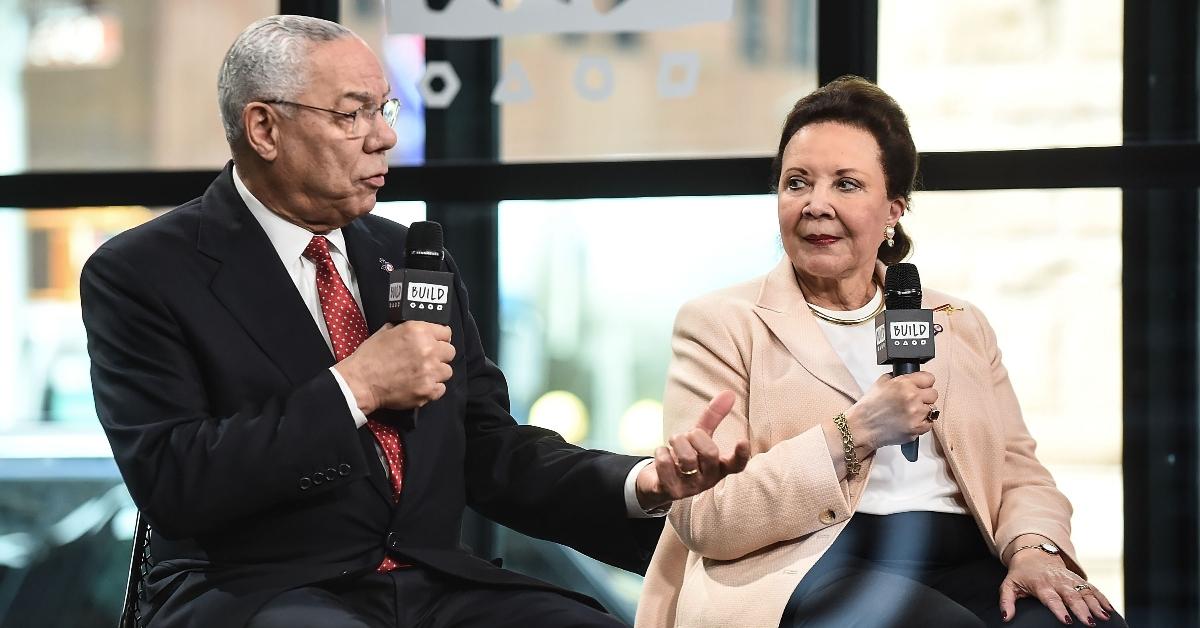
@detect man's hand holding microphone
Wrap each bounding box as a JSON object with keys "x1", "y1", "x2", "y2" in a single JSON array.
[{"x1": 335, "y1": 221, "x2": 456, "y2": 414}]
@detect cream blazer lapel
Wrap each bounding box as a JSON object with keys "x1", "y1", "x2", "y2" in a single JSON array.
[{"x1": 752, "y1": 258, "x2": 863, "y2": 403}]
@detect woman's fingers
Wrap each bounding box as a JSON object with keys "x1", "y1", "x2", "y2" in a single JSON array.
[
  {"x1": 1079, "y1": 586, "x2": 1113, "y2": 622},
  {"x1": 1030, "y1": 585, "x2": 1072, "y2": 625},
  {"x1": 1090, "y1": 587, "x2": 1115, "y2": 614},
  {"x1": 1057, "y1": 585, "x2": 1095, "y2": 625},
  {"x1": 998, "y1": 577, "x2": 1023, "y2": 622}
]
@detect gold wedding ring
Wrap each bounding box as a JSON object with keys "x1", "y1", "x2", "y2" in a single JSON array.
[
  {"x1": 678, "y1": 467, "x2": 700, "y2": 476},
  {"x1": 1073, "y1": 583, "x2": 1092, "y2": 592}
]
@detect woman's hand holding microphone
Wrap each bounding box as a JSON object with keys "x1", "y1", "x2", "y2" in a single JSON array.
[{"x1": 827, "y1": 372, "x2": 938, "y2": 477}]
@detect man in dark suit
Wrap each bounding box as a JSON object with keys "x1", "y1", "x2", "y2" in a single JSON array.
[{"x1": 81, "y1": 15, "x2": 749, "y2": 628}]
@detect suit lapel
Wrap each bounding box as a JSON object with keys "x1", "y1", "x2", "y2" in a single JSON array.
[
  {"x1": 925, "y1": 306, "x2": 952, "y2": 437},
  {"x1": 752, "y1": 258, "x2": 863, "y2": 401},
  {"x1": 342, "y1": 219, "x2": 392, "y2": 334},
  {"x1": 196, "y1": 165, "x2": 334, "y2": 385},
  {"x1": 927, "y1": 305, "x2": 962, "y2": 480}
]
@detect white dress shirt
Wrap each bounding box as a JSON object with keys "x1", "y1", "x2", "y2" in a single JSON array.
[
  {"x1": 809, "y1": 288, "x2": 969, "y2": 515},
  {"x1": 233, "y1": 166, "x2": 660, "y2": 518}
]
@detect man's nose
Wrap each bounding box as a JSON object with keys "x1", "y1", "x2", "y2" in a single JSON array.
[{"x1": 365, "y1": 112, "x2": 398, "y2": 153}]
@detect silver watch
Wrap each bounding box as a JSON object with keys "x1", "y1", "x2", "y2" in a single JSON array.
[{"x1": 1013, "y1": 542, "x2": 1060, "y2": 558}]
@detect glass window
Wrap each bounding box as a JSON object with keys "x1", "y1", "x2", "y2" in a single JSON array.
[
  {"x1": 1, "y1": 0, "x2": 278, "y2": 174},
  {"x1": 499, "y1": 196, "x2": 781, "y2": 453},
  {"x1": 877, "y1": 0, "x2": 1122, "y2": 151},
  {"x1": 904, "y1": 188, "x2": 1123, "y2": 608},
  {"x1": 498, "y1": 190, "x2": 1124, "y2": 612},
  {"x1": 497, "y1": 195, "x2": 780, "y2": 617},
  {"x1": 340, "y1": 2, "x2": 427, "y2": 166},
  {"x1": 343, "y1": 0, "x2": 817, "y2": 163}
]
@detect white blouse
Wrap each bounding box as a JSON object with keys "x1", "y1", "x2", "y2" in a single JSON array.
[{"x1": 809, "y1": 288, "x2": 968, "y2": 515}]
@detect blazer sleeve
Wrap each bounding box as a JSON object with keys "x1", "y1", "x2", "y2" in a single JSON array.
[
  {"x1": 446, "y1": 255, "x2": 664, "y2": 574},
  {"x1": 665, "y1": 298, "x2": 852, "y2": 562},
  {"x1": 971, "y1": 306, "x2": 1085, "y2": 577},
  {"x1": 81, "y1": 245, "x2": 370, "y2": 540}
]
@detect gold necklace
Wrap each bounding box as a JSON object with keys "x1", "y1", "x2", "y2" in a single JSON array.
[{"x1": 806, "y1": 295, "x2": 885, "y2": 326}]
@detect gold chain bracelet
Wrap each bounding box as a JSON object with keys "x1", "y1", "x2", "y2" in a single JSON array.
[{"x1": 832, "y1": 412, "x2": 861, "y2": 477}]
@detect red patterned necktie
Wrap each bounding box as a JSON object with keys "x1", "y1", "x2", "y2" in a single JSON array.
[{"x1": 302, "y1": 235, "x2": 405, "y2": 573}]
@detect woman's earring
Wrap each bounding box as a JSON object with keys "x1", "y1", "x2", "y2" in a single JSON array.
[{"x1": 884, "y1": 224, "x2": 896, "y2": 248}]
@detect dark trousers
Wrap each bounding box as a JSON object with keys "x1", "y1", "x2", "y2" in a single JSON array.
[
  {"x1": 245, "y1": 566, "x2": 625, "y2": 628},
  {"x1": 779, "y1": 512, "x2": 1129, "y2": 628}
]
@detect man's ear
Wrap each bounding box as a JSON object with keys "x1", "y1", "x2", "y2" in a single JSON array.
[{"x1": 243, "y1": 103, "x2": 280, "y2": 162}]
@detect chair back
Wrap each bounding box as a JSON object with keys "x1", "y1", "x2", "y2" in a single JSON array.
[{"x1": 117, "y1": 512, "x2": 151, "y2": 628}]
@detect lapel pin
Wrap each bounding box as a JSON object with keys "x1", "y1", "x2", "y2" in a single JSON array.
[
  {"x1": 932, "y1": 303, "x2": 965, "y2": 315},
  {"x1": 379, "y1": 258, "x2": 394, "y2": 272}
]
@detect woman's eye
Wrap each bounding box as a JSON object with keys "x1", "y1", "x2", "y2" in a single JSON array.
[
  {"x1": 837, "y1": 179, "x2": 862, "y2": 191},
  {"x1": 787, "y1": 177, "x2": 806, "y2": 190}
]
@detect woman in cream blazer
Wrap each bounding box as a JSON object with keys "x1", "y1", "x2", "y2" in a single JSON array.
[{"x1": 635, "y1": 77, "x2": 1124, "y2": 628}]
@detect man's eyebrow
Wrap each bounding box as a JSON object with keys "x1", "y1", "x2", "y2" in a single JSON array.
[{"x1": 342, "y1": 85, "x2": 392, "y2": 104}]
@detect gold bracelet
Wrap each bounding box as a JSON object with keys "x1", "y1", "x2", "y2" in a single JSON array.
[{"x1": 832, "y1": 412, "x2": 861, "y2": 477}]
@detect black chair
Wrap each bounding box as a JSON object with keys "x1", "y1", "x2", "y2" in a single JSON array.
[{"x1": 118, "y1": 512, "x2": 151, "y2": 628}]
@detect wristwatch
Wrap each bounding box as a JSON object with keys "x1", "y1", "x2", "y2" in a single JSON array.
[{"x1": 1012, "y1": 542, "x2": 1060, "y2": 559}]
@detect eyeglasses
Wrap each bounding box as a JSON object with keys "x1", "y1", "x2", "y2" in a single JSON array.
[{"x1": 266, "y1": 98, "x2": 401, "y2": 138}]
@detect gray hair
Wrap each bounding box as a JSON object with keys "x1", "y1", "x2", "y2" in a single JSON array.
[{"x1": 217, "y1": 15, "x2": 355, "y2": 146}]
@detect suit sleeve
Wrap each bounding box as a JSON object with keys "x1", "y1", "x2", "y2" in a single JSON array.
[
  {"x1": 81, "y1": 245, "x2": 369, "y2": 540},
  {"x1": 972, "y1": 306, "x2": 1085, "y2": 578},
  {"x1": 443, "y1": 255, "x2": 664, "y2": 574},
  {"x1": 665, "y1": 298, "x2": 852, "y2": 561}
]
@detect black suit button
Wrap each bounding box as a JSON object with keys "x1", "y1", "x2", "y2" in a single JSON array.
[
  {"x1": 311, "y1": 473, "x2": 325, "y2": 486},
  {"x1": 299, "y1": 477, "x2": 312, "y2": 491},
  {"x1": 338, "y1": 463, "x2": 351, "y2": 476},
  {"x1": 325, "y1": 467, "x2": 338, "y2": 481},
  {"x1": 386, "y1": 532, "x2": 401, "y2": 550},
  {"x1": 340, "y1": 570, "x2": 351, "y2": 577}
]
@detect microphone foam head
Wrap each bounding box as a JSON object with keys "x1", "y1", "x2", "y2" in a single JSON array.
[
  {"x1": 405, "y1": 221, "x2": 444, "y2": 271},
  {"x1": 884, "y1": 262, "x2": 923, "y2": 310}
]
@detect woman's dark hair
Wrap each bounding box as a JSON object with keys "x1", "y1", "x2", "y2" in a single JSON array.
[{"x1": 770, "y1": 75, "x2": 918, "y2": 265}]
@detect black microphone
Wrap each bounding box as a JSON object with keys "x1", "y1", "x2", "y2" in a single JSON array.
[
  {"x1": 381, "y1": 221, "x2": 454, "y2": 430},
  {"x1": 874, "y1": 263, "x2": 936, "y2": 462},
  {"x1": 388, "y1": 221, "x2": 455, "y2": 325}
]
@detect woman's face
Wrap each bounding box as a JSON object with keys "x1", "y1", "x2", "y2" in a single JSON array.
[{"x1": 777, "y1": 121, "x2": 905, "y2": 287}]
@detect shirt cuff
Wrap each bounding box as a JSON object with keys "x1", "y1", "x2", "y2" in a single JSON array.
[
  {"x1": 329, "y1": 367, "x2": 369, "y2": 428},
  {"x1": 624, "y1": 458, "x2": 669, "y2": 518}
]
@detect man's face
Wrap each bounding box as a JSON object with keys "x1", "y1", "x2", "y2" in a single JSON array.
[{"x1": 270, "y1": 37, "x2": 397, "y2": 231}]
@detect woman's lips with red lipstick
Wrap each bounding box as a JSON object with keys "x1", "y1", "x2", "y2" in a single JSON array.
[{"x1": 803, "y1": 234, "x2": 841, "y2": 245}]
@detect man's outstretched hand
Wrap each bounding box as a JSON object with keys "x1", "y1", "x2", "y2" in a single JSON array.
[{"x1": 635, "y1": 391, "x2": 751, "y2": 512}]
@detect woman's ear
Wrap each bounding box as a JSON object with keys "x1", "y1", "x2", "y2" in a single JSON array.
[{"x1": 888, "y1": 197, "x2": 908, "y2": 223}]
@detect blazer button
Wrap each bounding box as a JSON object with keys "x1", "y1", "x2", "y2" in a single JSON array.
[
  {"x1": 299, "y1": 477, "x2": 312, "y2": 491},
  {"x1": 311, "y1": 473, "x2": 325, "y2": 486},
  {"x1": 325, "y1": 467, "x2": 338, "y2": 481},
  {"x1": 819, "y1": 509, "x2": 837, "y2": 525},
  {"x1": 386, "y1": 531, "x2": 401, "y2": 551},
  {"x1": 338, "y1": 463, "x2": 351, "y2": 476}
]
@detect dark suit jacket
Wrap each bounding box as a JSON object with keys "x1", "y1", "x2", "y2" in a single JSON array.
[{"x1": 81, "y1": 164, "x2": 663, "y2": 627}]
